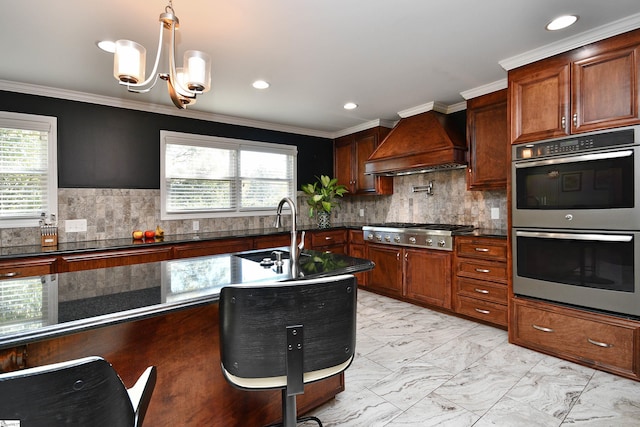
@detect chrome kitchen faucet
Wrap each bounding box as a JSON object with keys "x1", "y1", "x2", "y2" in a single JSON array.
[{"x1": 275, "y1": 197, "x2": 304, "y2": 278}]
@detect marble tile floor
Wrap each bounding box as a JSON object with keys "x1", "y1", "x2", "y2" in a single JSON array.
[{"x1": 303, "y1": 289, "x2": 640, "y2": 427}]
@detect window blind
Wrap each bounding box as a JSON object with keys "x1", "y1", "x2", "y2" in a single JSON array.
[
  {"x1": 0, "y1": 112, "x2": 56, "y2": 226},
  {"x1": 161, "y1": 131, "x2": 297, "y2": 219}
]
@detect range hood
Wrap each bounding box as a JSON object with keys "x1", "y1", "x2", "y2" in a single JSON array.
[{"x1": 364, "y1": 110, "x2": 467, "y2": 176}]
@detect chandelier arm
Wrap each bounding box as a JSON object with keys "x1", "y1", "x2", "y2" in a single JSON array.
[
  {"x1": 167, "y1": 19, "x2": 198, "y2": 97},
  {"x1": 121, "y1": 21, "x2": 166, "y2": 91}
]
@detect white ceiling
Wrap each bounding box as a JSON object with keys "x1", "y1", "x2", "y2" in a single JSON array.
[{"x1": 1, "y1": 0, "x2": 640, "y2": 138}]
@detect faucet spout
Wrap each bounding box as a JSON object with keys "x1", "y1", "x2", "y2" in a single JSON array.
[{"x1": 275, "y1": 197, "x2": 301, "y2": 277}]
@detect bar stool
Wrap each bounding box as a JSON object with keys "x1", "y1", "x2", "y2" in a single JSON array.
[
  {"x1": 0, "y1": 356, "x2": 157, "y2": 427},
  {"x1": 219, "y1": 274, "x2": 357, "y2": 427}
]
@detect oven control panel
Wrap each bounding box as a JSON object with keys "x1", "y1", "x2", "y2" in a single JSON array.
[{"x1": 513, "y1": 127, "x2": 636, "y2": 160}]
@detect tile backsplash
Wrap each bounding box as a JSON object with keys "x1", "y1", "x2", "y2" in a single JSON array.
[{"x1": 0, "y1": 169, "x2": 506, "y2": 248}]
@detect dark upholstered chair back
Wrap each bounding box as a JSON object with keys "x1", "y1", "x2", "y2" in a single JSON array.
[
  {"x1": 0, "y1": 356, "x2": 156, "y2": 427},
  {"x1": 219, "y1": 274, "x2": 357, "y2": 426}
]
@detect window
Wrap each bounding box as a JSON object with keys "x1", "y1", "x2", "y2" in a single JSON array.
[
  {"x1": 161, "y1": 131, "x2": 297, "y2": 219},
  {"x1": 0, "y1": 112, "x2": 57, "y2": 228}
]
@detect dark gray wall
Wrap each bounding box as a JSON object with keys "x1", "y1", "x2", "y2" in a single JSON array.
[{"x1": 0, "y1": 91, "x2": 333, "y2": 189}]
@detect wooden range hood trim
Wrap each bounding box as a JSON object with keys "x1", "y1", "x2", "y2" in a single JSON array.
[{"x1": 364, "y1": 110, "x2": 467, "y2": 175}]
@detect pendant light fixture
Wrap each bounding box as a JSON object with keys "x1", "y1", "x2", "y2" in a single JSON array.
[{"x1": 112, "y1": 0, "x2": 211, "y2": 109}]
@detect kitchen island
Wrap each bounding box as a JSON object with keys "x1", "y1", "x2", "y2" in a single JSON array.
[{"x1": 0, "y1": 247, "x2": 374, "y2": 426}]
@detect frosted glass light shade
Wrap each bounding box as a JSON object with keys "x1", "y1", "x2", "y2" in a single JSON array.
[
  {"x1": 184, "y1": 50, "x2": 211, "y2": 92},
  {"x1": 114, "y1": 40, "x2": 146, "y2": 84}
]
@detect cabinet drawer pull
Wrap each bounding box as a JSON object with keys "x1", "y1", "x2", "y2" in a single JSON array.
[
  {"x1": 587, "y1": 338, "x2": 613, "y2": 348},
  {"x1": 475, "y1": 268, "x2": 490, "y2": 273},
  {"x1": 324, "y1": 236, "x2": 333, "y2": 241},
  {"x1": 532, "y1": 324, "x2": 554, "y2": 333},
  {"x1": 474, "y1": 247, "x2": 489, "y2": 252},
  {"x1": 475, "y1": 308, "x2": 490, "y2": 314},
  {"x1": 474, "y1": 288, "x2": 489, "y2": 294},
  {"x1": 0, "y1": 271, "x2": 19, "y2": 278}
]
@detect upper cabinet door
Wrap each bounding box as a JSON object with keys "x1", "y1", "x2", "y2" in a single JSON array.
[
  {"x1": 572, "y1": 45, "x2": 640, "y2": 133},
  {"x1": 334, "y1": 135, "x2": 354, "y2": 192},
  {"x1": 333, "y1": 127, "x2": 393, "y2": 196},
  {"x1": 509, "y1": 28, "x2": 640, "y2": 145},
  {"x1": 354, "y1": 132, "x2": 378, "y2": 194},
  {"x1": 466, "y1": 89, "x2": 508, "y2": 190},
  {"x1": 509, "y1": 58, "x2": 571, "y2": 144}
]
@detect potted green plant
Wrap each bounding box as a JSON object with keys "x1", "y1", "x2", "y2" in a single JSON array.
[{"x1": 301, "y1": 175, "x2": 348, "y2": 228}]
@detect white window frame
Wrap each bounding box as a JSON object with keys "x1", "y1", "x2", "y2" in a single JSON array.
[
  {"x1": 0, "y1": 111, "x2": 58, "y2": 228},
  {"x1": 160, "y1": 130, "x2": 297, "y2": 220}
]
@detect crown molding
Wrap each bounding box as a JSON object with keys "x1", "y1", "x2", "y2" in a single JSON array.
[
  {"x1": 0, "y1": 80, "x2": 334, "y2": 139},
  {"x1": 460, "y1": 79, "x2": 508, "y2": 100},
  {"x1": 499, "y1": 12, "x2": 640, "y2": 71},
  {"x1": 331, "y1": 118, "x2": 398, "y2": 139}
]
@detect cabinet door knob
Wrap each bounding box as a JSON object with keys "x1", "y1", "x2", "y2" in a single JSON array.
[
  {"x1": 573, "y1": 113, "x2": 578, "y2": 127},
  {"x1": 561, "y1": 116, "x2": 566, "y2": 129}
]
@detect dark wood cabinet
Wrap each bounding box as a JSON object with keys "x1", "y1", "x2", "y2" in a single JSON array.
[
  {"x1": 366, "y1": 243, "x2": 452, "y2": 308},
  {"x1": 58, "y1": 246, "x2": 173, "y2": 272},
  {"x1": 509, "y1": 57, "x2": 570, "y2": 143},
  {"x1": 366, "y1": 243, "x2": 403, "y2": 298},
  {"x1": 253, "y1": 233, "x2": 292, "y2": 249},
  {"x1": 0, "y1": 256, "x2": 57, "y2": 278},
  {"x1": 172, "y1": 238, "x2": 253, "y2": 259},
  {"x1": 308, "y1": 229, "x2": 347, "y2": 254},
  {"x1": 348, "y1": 229, "x2": 367, "y2": 285},
  {"x1": 511, "y1": 297, "x2": 640, "y2": 381},
  {"x1": 334, "y1": 127, "x2": 393, "y2": 195},
  {"x1": 572, "y1": 44, "x2": 640, "y2": 133},
  {"x1": 453, "y1": 236, "x2": 508, "y2": 327},
  {"x1": 403, "y1": 248, "x2": 452, "y2": 309},
  {"x1": 509, "y1": 28, "x2": 640, "y2": 144},
  {"x1": 466, "y1": 89, "x2": 508, "y2": 190}
]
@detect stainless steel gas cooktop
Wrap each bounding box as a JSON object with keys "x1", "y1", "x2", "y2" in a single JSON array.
[{"x1": 362, "y1": 223, "x2": 475, "y2": 251}]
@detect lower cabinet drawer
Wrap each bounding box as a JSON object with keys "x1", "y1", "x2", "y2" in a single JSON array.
[
  {"x1": 456, "y1": 296, "x2": 507, "y2": 326},
  {"x1": 456, "y1": 277, "x2": 507, "y2": 304},
  {"x1": 456, "y1": 259, "x2": 507, "y2": 283},
  {"x1": 0, "y1": 258, "x2": 57, "y2": 278},
  {"x1": 512, "y1": 300, "x2": 639, "y2": 379}
]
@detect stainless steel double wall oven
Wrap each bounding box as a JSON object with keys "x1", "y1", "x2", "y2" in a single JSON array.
[{"x1": 512, "y1": 125, "x2": 640, "y2": 317}]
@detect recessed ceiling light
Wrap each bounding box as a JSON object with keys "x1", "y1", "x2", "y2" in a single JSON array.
[
  {"x1": 344, "y1": 102, "x2": 358, "y2": 110},
  {"x1": 252, "y1": 80, "x2": 270, "y2": 89},
  {"x1": 97, "y1": 40, "x2": 116, "y2": 53},
  {"x1": 546, "y1": 15, "x2": 578, "y2": 31}
]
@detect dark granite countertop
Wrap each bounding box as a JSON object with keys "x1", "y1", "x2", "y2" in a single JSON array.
[
  {"x1": 0, "y1": 223, "x2": 368, "y2": 259},
  {"x1": 0, "y1": 247, "x2": 374, "y2": 349},
  {"x1": 457, "y1": 228, "x2": 508, "y2": 239}
]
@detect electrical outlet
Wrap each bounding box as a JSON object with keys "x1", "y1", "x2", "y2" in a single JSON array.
[
  {"x1": 65, "y1": 219, "x2": 87, "y2": 232},
  {"x1": 193, "y1": 220, "x2": 199, "y2": 231},
  {"x1": 491, "y1": 207, "x2": 500, "y2": 219},
  {"x1": 359, "y1": 209, "x2": 365, "y2": 217}
]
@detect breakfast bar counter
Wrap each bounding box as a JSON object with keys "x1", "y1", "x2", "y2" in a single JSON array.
[{"x1": 0, "y1": 247, "x2": 374, "y2": 427}]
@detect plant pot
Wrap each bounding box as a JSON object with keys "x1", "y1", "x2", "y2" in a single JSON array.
[{"x1": 317, "y1": 211, "x2": 331, "y2": 229}]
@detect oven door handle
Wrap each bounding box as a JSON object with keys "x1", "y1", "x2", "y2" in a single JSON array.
[
  {"x1": 516, "y1": 231, "x2": 633, "y2": 242},
  {"x1": 514, "y1": 149, "x2": 633, "y2": 168}
]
